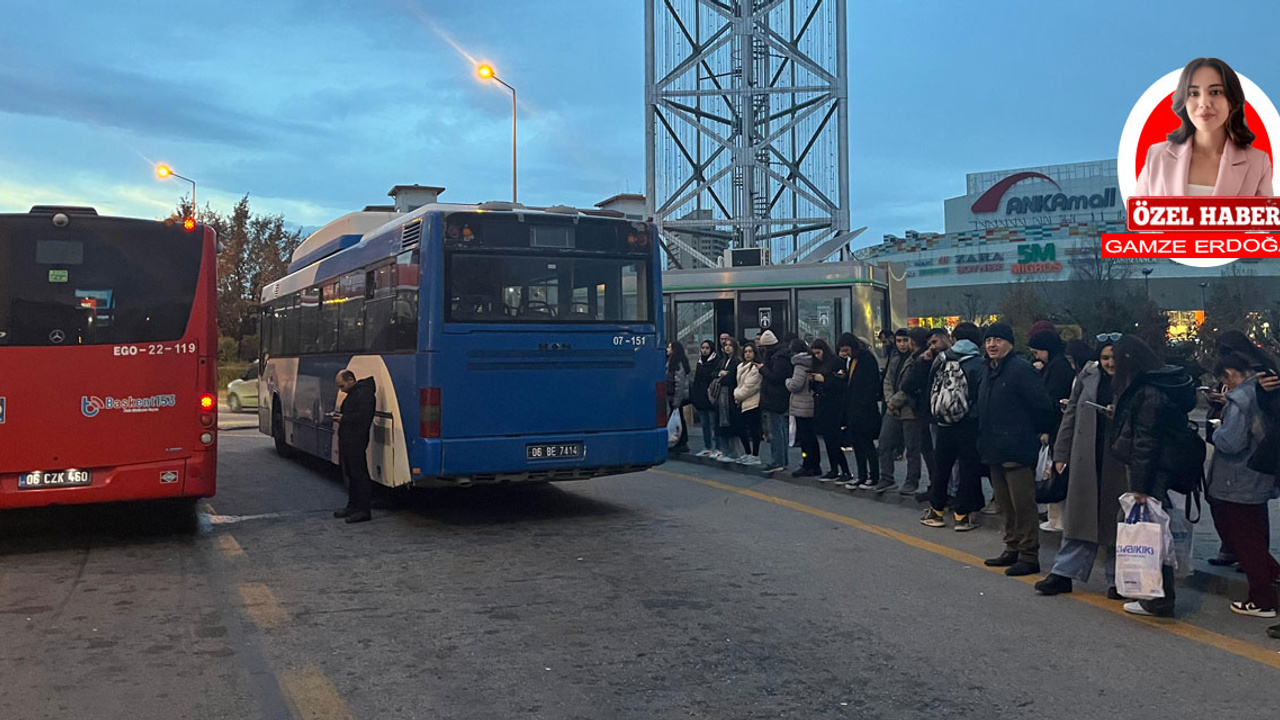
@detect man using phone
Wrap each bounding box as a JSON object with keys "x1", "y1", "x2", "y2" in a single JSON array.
[{"x1": 331, "y1": 370, "x2": 378, "y2": 524}]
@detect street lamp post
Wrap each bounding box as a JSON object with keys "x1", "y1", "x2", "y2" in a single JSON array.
[
  {"x1": 1199, "y1": 282, "x2": 1209, "y2": 312},
  {"x1": 1142, "y1": 267, "x2": 1153, "y2": 299},
  {"x1": 156, "y1": 164, "x2": 197, "y2": 226},
  {"x1": 477, "y1": 64, "x2": 517, "y2": 203}
]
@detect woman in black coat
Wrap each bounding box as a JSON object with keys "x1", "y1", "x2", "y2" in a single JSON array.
[
  {"x1": 838, "y1": 333, "x2": 882, "y2": 486},
  {"x1": 690, "y1": 341, "x2": 721, "y2": 456},
  {"x1": 810, "y1": 338, "x2": 851, "y2": 481},
  {"x1": 713, "y1": 337, "x2": 742, "y2": 461},
  {"x1": 1108, "y1": 334, "x2": 1196, "y2": 619}
]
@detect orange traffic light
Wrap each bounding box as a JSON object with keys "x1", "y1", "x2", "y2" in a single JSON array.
[{"x1": 183, "y1": 217, "x2": 196, "y2": 231}]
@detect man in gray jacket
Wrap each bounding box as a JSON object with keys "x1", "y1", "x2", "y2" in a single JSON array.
[{"x1": 870, "y1": 329, "x2": 921, "y2": 492}]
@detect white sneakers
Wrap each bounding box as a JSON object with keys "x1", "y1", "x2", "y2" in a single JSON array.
[
  {"x1": 1230, "y1": 601, "x2": 1277, "y2": 618},
  {"x1": 695, "y1": 449, "x2": 714, "y2": 458},
  {"x1": 734, "y1": 454, "x2": 762, "y2": 465},
  {"x1": 716, "y1": 452, "x2": 735, "y2": 463}
]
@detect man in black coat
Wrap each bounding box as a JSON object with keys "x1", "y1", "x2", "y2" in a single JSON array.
[
  {"x1": 976, "y1": 323, "x2": 1055, "y2": 576},
  {"x1": 330, "y1": 370, "x2": 377, "y2": 524},
  {"x1": 756, "y1": 330, "x2": 792, "y2": 473}
]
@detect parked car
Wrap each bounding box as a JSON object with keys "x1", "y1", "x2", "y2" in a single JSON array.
[{"x1": 226, "y1": 360, "x2": 260, "y2": 412}]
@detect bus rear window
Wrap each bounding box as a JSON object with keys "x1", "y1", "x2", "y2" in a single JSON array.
[
  {"x1": 446, "y1": 252, "x2": 651, "y2": 324},
  {"x1": 0, "y1": 217, "x2": 203, "y2": 346}
]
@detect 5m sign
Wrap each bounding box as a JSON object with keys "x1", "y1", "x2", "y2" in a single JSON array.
[{"x1": 1012, "y1": 243, "x2": 1062, "y2": 275}]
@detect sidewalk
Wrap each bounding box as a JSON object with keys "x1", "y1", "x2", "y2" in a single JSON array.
[{"x1": 674, "y1": 425, "x2": 1279, "y2": 601}]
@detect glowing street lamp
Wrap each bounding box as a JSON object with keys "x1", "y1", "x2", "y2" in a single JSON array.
[
  {"x1": 156, "y1": 164, "x2": 197, "y2": 227},
  {"x1": 477, "y1": 64, "x2": 517, "y2": 203}
]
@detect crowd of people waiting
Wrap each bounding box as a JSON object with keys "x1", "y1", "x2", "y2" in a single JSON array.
[{"x1": 667, "y1": 322, "x2": 1280, "y2": 638}]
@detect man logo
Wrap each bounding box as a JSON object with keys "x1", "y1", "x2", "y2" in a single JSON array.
[
  {"x1": 82, "y1": 396, "x2": 105, "y2": 418},
  {"x1": 160, "y1": 471, "x2": 179, "y2": 484}
]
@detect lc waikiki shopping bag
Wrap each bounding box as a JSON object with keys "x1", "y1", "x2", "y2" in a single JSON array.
[{"x1": 1114, "y1": 496, "x2": 1169, "y2": 600}]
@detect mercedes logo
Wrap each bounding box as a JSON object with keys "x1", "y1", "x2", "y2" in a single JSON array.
[{"x1": 49, "y1": 329, "x2": 66, "y2": 344}]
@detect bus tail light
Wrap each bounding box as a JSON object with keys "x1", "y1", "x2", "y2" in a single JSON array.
[
  {"x1": 656, "y1": 382, "x2": 668, "y2": 428},
  {"x1": 420, "y1": 388, "x2": 441, "y2": 438},
  {"x1": 200, "y1": 394, "x2": 215, "y2": 411}
]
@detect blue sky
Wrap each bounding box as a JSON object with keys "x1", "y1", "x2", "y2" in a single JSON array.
[{"x1": 1, "y1": 0, "x2": 1277, "y2": 247}]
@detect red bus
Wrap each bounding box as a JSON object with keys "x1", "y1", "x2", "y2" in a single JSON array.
[{"x1": 0, "y1": 206, "x2": 219, "y2": 510}]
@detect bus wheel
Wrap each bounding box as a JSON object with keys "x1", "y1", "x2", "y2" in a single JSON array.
[
  {"x1": 227, "y1": 393, "x2": 242, "y2": 413},
  {"x1": 272, "y1": 405, "x2": 293, "y2": 459}
]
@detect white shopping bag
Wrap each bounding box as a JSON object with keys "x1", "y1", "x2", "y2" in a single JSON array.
[
  {"x1": 1172, "y1": 502, "x2": 1198, "y2": 579},
  {"x1": 1115, "y1": 495, "x2": 1168, "y2": 599},
  {"x1": 1035, "y1": 445, "x2": 1052, "y2": 481},
  {"x1": 667, "y1": 410, "x2": 683, "y2": 447}
]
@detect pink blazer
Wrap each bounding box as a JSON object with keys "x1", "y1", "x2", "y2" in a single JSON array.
[{"x1": 1134, "y1": 139, "x2": 1273, "y2": 196}]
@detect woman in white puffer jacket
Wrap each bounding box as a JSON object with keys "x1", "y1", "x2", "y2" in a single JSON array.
[{"x1": 733, "y1": 343, "x2": 764, "y2": 464}]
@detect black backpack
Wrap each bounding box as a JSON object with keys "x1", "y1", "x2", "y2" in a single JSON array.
[{"x1": 1160, "y1": 417, "x2": 1206, "y2": 522}]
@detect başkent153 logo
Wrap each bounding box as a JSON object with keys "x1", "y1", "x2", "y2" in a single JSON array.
[{"x1": 82, "y1": 394, "x2": 177, "y2": 418}]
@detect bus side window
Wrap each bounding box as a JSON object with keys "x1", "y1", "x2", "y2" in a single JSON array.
[
  {"x1": 319, "y1": 281, "x2": 339, "y2": 353},
  {"x1": 298, "y1": 287, "x2": 320, "y2": 354},
  {"x1": 338, "y1": 271, "x2": 365, "y2": 352},
  {"x1": 392, "y1": 251, "x2": 418, "y2": 350}
]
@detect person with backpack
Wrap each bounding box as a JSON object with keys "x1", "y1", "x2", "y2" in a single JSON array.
[
  {"x1": 786, "y1": 338, "x2": 822, "y2": 477},
  {"x1": 756, "y1": 330, "x2": 792, "y2": 473},
  {"x1": 1107, "y1": 334, "x2": 1199, "y2": 617},
  {"x1": 810, "y1": 338, "x2": 851, "y2": 482},
  {"x1": 838, "y1": 333, "x2": 882, "y2": 489},
  {"x1": 666, "y1": 341, "x2": 691, "y2": 454},
  {"x1": 921, "y1": 323, "x2": 985, "y2": 531},
  {"x1": 691, "y1": 340, "x2": 722, "y2": 457},
  {"x1": 1205, "y1": 351, "x2": 1280, "y2": 619},
  {"x1": 1034, "y1": 334, "x2": 1128, "y2": 597},
  {"x1": 977, "y1": 322, "x2": 1057, "y2": 577}
]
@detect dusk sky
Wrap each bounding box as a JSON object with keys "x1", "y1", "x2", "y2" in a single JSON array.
[{"x1": 1, "y1": 0, "x2": 1277, "y2": 248}]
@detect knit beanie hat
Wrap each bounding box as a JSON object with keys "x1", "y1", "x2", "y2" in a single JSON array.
[
  {"x1": 757, "y1": 330, "x2": 779, "y2": 347},
  {"x1": 983, "y1": 322, "x2": 1015, "y2": 345}
]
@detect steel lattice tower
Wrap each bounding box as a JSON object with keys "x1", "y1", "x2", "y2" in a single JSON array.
[{"x1": 645, "y1": 0, "x2": 852, "y2": 268}]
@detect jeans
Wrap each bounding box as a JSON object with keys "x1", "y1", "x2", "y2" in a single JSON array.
[
  {"x1": 821, "y1": 432, "x2": 850, "y2": 475},
  {"x1": 1051, "y1": 538, "x2": 1116, "y2": 586},
  {"x1": 763, "y1": 410, "x2": 790, "y2": 468},
  {"x1": 988, "y1": 464, "x2": 1039, "y2": 563},
  {"x1": 848, "y1": 434, "x2": 878, "y2": 482},
  {"x1": 930, "y1": 420, "x2": 984, "y2": 515},
  {"x1": 877, "y1": 414, "x2": 933, "y2": 489},
  {"x1": 696, "y1": 407, "x2": 719, "y2": 452},
  {"x1": 795, "y1": 416, "x2": 821, "y2": 470},
  {"x1": 739, "y1": 408, "x2": 762, "y2": 456},
  {"x1": 1210, "y1": 499, "x2": 1280, "y2": 610}
]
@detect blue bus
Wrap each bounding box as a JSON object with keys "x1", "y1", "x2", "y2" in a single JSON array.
[{"x1": 258, "y1": 199, "x2": 668, "y2": 488}]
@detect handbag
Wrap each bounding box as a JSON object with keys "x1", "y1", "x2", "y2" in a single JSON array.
[
  {"x1": 707, "y1": 377, "x2": 722, "y2": 405},
  {"x1": 1035, "y1": 464, "x2": 1069, "y2": 504}
]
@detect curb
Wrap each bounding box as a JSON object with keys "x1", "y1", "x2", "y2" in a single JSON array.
[{"x1": 670, "y1": 452, "x2": 1254, "y2": 601}]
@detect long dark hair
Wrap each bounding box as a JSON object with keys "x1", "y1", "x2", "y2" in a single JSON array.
[
  {"x1": 1112, "y1": 334, "x2": 1163, "y2": 396},
  {"x1": 788, "y1": 337, "x2": 809, "y2": 356},
  {"x1": 699, "y1": 339, "x2": 717, "y2": 364},
  {"x1": 667, "y1": 340, "x2": 690, "y2": 374},
  {"x1": 1167, "y1": 57, "x2": 1255, "y2": 147},
  {"x1": 837, "y1": 332, "x2": 864, "y2": 355},
  {"x1": 1216, "y1": 329, "x2": 1278, "y2": 373},
  {"x1": 810, "y1": 338, "x2": 835, "y2": 371}
]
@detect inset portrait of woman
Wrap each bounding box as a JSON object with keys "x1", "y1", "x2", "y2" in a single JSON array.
[{"x1": 1134, "y1": 57, "x2": 1273, "y2": 197}]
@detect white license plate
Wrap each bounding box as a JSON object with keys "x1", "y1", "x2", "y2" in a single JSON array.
[
  {"x1": 18, "y1": 469, "x2": 93, "y2": 489},
  {"x1": 526, "y1": 443, "x2": 583, "y2": 460}
]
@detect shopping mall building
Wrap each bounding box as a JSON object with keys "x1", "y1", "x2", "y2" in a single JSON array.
[{"x1": 854, "y1": 159, "x2": 1280, "y2": 336}]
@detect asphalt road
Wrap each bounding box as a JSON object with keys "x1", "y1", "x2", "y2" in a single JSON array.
[{"x1": 2, "y1": 430, "x2": 1278, "y2": 720}]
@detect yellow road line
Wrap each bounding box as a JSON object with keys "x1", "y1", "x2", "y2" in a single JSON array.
[
  {"x1": 238, "y1": 582, "x2": 288, "y2": 629},
  {"x1": 218, "y1": 534, "x2": 247, "y2": 559},
  {"x1": 654, "y1": 468, "x2": 1280, "y2": 671},
  {"x1": 279, "y1": 666, "x2": 354, "y2": 720}
]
